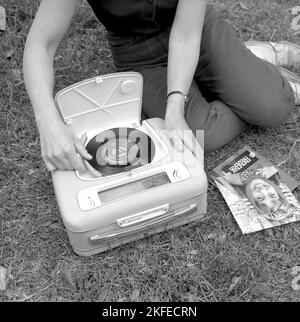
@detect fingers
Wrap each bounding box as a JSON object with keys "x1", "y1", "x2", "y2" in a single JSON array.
[
  {"x1": 42, "y1": 146, "x2": 71, "y2": 171},
  {"x1": 42, "y1": 144, "x2": 85, "y2": 172},
  {"x1": 165, "y1": 115, "x2": 203, "y2": 158},
  {"x1": 83, "y1": 159, "x2": 102, "y2": 178},
  {"x1": 75, "y1": 133, "x2": 93, "y2": 160},
  {"x1": 52, "y1": 155, "x2": 73, "y2": 170},
  {"x1": 177, "y1": 128, "x2": 203, "y2": 160},
  {"x1": 65, "y1": 133, "x2": 92, "y2": 172},
  {"x1": 43, "y1": 157, "x2": 71, "y2": 171},
  {"x1": 170, "y1": 130, "x2": 184, "y2": 152},
  {"x1": 67, "y1": 149, "x2": 86, "y2": 172},
  {"x1": 79, "y1": 133, "x2": 88, "y2": 145},
  {"x1": 43, "y1": 153, "x2": 73, "y2": 171},
  {"x1": 39, "y1": 121, "x2": 94, "y2": 172},
  {"x1": 44, "y1": 160, "x2": 56, "y2": 172}
]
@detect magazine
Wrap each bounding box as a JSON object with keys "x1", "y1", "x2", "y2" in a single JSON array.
[{"x1": 211, "y1": 146, "x2": 300, "y2": 234}]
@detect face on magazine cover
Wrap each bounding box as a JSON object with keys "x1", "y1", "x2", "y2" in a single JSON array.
[
  {"x1": 249, "y1": 178, "x2": 281, "y2": 211},
  {"x1": 245, "y1": 176, "x2": 290, "y2": 221}
]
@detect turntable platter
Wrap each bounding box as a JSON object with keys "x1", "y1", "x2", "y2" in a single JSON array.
[{"x1": 86, "y1": 128, "x2": 155, "y2": 176}]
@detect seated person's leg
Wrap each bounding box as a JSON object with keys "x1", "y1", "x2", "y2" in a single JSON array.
[{"x1": 195, "y1": 6, "x2": 295, "y2": 128}]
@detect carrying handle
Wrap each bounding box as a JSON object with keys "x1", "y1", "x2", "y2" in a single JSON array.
[
  {"x1": 89, "y1": 204, "x2": 197, "y2": 243},
  {"x1": 116, "y1": 204, "x2": 169, "y2": 227}
]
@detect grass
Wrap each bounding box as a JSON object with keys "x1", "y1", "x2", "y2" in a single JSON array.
[{"x1": 0, "y1": 0, "x2": 300, "y2": 302}]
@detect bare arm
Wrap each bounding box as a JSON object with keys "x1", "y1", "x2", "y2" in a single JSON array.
[
  {"x1": 23, "y1": 0, "x2": 91, "y2": 171},
  {"x1": 165, "y1": 0, "x2": 207, "y2": 154}
]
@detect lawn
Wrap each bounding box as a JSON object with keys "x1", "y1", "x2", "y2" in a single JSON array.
[{"x1": 0, "y1": 0, "x2": 299, "y2": 302}]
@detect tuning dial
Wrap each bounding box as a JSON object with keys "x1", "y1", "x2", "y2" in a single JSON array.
[
  {"x1": 173, "y1": 169, "x2": 183, "y2": 180},
  {"x1": 120, "y1": 80, "x2": 136, "y2": 94}
]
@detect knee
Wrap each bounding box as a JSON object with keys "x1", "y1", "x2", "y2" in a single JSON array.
[{"x1": 255, "y1": 93, "x2": 294, "y2": 128}]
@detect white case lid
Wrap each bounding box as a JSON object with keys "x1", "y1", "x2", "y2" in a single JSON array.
[{"x1": 54, "y1": 72, "x2": 143, "y2": 137}]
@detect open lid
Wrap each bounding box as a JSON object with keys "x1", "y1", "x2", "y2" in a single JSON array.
[{"x1": 54, "y1": 72, "x2": 143, "y2": 137}]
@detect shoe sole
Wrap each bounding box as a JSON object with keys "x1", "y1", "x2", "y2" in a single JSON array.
[
  {"x1": 278, "y1": 41, "x2": 300, "y2": 52},
  {"x1": 277, "y1": 41, "x2": 300, "y2": 70},
  {"x1": 280, "y1": 67, "x2": 300, "y2": 83},
  {"x1": 280, "y1": 67, "x2": 300, "y2": 105}
]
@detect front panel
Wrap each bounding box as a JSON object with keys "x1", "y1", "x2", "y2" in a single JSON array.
[{"x1": 66, "y1": 194, "x2": 207, "y2": 256}]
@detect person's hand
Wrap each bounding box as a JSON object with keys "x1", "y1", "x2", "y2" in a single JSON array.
[
  {"x1": 38, "y1": 118, "x2": 92, "y2": 172},
  {"x1": 164, "y1": 97, "x2": 202, "y2": 158}
]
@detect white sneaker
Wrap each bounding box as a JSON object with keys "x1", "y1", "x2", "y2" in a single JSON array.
[{"x1": 245, "y1": 40, "x2": 300, "y2": 69}]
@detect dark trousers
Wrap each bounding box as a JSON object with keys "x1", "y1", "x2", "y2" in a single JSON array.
[{"x1": 107, "y1": 6, "x2": 294, "y2": 152}]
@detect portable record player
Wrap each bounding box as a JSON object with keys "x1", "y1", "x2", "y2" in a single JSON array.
[{"x1": 52, "y1": 72, "x2": 207, "y2": 256}]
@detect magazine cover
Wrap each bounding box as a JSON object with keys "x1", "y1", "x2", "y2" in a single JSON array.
[{"x1": 211, "y1": 146, "x2": 300, "y2": 234}]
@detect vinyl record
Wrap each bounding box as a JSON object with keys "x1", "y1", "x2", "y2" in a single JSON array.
[{"x1": 85, "y1": 127, "x2": 155, "y2": 176}]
